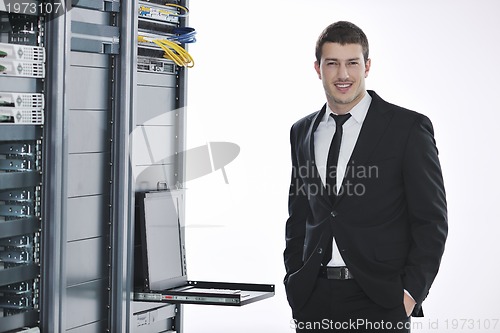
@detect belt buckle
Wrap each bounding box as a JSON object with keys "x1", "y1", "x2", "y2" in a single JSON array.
[{"x1": 340, "y1": 267, "x2": 349, "y2": 280}]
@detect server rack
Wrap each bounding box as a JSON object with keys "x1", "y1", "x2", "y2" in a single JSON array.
[
  {"x1": 1, "y1": 1, "x2": 191, "y2": 331},
  {"x1": 0, "y1": 7, "x2": 45, "y2": 332},
  {"x1": 129, "y1": 1, "x2": 191, "y2": 331},
  {"x1": 42, "y1": 1, "x2": 121, "y2": 331}
]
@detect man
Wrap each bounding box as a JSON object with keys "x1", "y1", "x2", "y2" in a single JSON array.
[{"x1": 283, "y1": 21, "x2": 447, "y2": 332}]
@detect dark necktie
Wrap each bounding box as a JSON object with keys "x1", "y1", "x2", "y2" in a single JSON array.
[
  {"x1": 326, "y1": 113, "x2": 351, "y2": 201},
  {"x1": 323, "y1": 112, "x2": 351, "y2": 266}
]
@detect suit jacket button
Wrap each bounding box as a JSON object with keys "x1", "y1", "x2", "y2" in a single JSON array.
[
  {"x1": 331, "y1": 211, "x2": 337, "y2": 217},
  {"x1": 317, "y1": 248, "x2": 323, "y2": 254}
]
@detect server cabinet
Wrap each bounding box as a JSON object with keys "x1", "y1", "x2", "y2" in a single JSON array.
[
  {"x1": 1, "y1": 1, "x2": 125, "y2": 331},
  {"x1": 42, "y1": 1, "x2": 121, "y2": 331},
  {"x1": 2, "y1": 0, "x2": 191, "y2": 332},
  {"x1": 129, "y1": 1, "x2": 191, "y2": 331},
  {"x1": 0, "y1": 6, "x2": 45, "y2": 332}
]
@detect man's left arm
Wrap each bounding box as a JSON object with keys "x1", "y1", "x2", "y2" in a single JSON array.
[{"x1": 402, "y1": 114, "x2": 448, "y2": 315}]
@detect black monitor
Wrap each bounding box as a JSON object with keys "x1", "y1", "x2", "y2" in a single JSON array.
[
  {"x1": 133, "y1": 189, "x2": 275, "y2": 306},
  {"x1": 134, "y1": 190, "x2": 187, "y2": 291}
]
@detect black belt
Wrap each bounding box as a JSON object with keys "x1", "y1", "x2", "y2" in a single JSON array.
[{"x1": 319, "y1": 266, "x2": 354, "y2": 280}]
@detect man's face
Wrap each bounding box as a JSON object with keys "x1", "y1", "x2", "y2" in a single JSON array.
[{"x1": 314, "y1": 42, "x2": 371, "y2": 114}]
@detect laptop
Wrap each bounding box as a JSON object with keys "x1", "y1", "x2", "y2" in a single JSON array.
[{"x1": 133, "y1": 190, "x2": 274, "y2": 306}]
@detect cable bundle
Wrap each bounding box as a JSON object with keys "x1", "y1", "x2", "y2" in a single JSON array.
[
  {"x1": 138, "y1": 35, "x2": 194, "y2": 68},
  {"x1": 170, "y1": 27, "x2": 197, "y2": 44},
  {"x1": 138, "y1": 3, "x2": 196, "y2": 67}
]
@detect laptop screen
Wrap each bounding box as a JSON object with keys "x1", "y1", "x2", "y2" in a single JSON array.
[{"x1": 143, "y1": 190, "x2": 187, "y2": 291}]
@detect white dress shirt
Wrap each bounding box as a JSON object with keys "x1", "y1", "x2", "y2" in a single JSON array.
[{"x1": 313, "y1": 92, "x2": 372, "y2": 266}]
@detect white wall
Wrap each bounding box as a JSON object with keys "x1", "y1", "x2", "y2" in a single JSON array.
[{"x1": 183, "y1": 0, "x2": 500, "y2": 332}]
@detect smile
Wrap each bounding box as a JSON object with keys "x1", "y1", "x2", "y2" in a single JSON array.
[{"x1": 334, "y1": 82, "x2": 353, "y2": 93}]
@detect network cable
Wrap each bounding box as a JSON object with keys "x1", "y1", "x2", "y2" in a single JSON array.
[
  {"x1": 170, "y1": 27, "x2": 196, "y2": 43},
  {"x1": 161, "y1": 3, "x2": 189, "y2": 17},
  {"x1": 138, "y1": 35, "x2": 194, "y2": 68}
]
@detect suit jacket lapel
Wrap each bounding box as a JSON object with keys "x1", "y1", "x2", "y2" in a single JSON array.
[
  {"x1": 335, "y1": 91, "x2": 394, "y2": 206},
  {"x1": 303, "y1": 105, "x2": 331, "y2": 206},
  {"x1": 303, "y1": 105, "x2": 326, "y2": 163}
]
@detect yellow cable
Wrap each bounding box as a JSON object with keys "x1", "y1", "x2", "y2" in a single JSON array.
[
  {"x1": 157, "y1": 39, "x2": 194, "y2": 68},
  {"x1": 139, "y1": 35, "x2": 194, "y2": 68},
  {"x1": 163, "y1": 3, "x2": 189, "y2": 16}
]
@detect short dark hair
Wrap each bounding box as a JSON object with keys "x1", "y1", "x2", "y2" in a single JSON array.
[{"x1": 315, "y1": 21, "x2": 369, "y2": 64}]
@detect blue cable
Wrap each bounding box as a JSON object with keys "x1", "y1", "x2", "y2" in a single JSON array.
[{"x1": 171, "y1": 27, "x2": 197, "y2": 43}]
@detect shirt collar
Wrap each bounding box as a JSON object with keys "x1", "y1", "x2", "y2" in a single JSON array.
[{"x1": 322, "y1": 92, "x2": 372, "y2": 124}]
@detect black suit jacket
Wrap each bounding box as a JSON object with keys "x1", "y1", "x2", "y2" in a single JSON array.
[{"x1": 283, "y1": 90, "x2": 448, "y2": 317}]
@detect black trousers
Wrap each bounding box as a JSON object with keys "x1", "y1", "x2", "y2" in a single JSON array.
[{"x1": 293, "y1": 277, "x2": 410, "y2": 333}]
